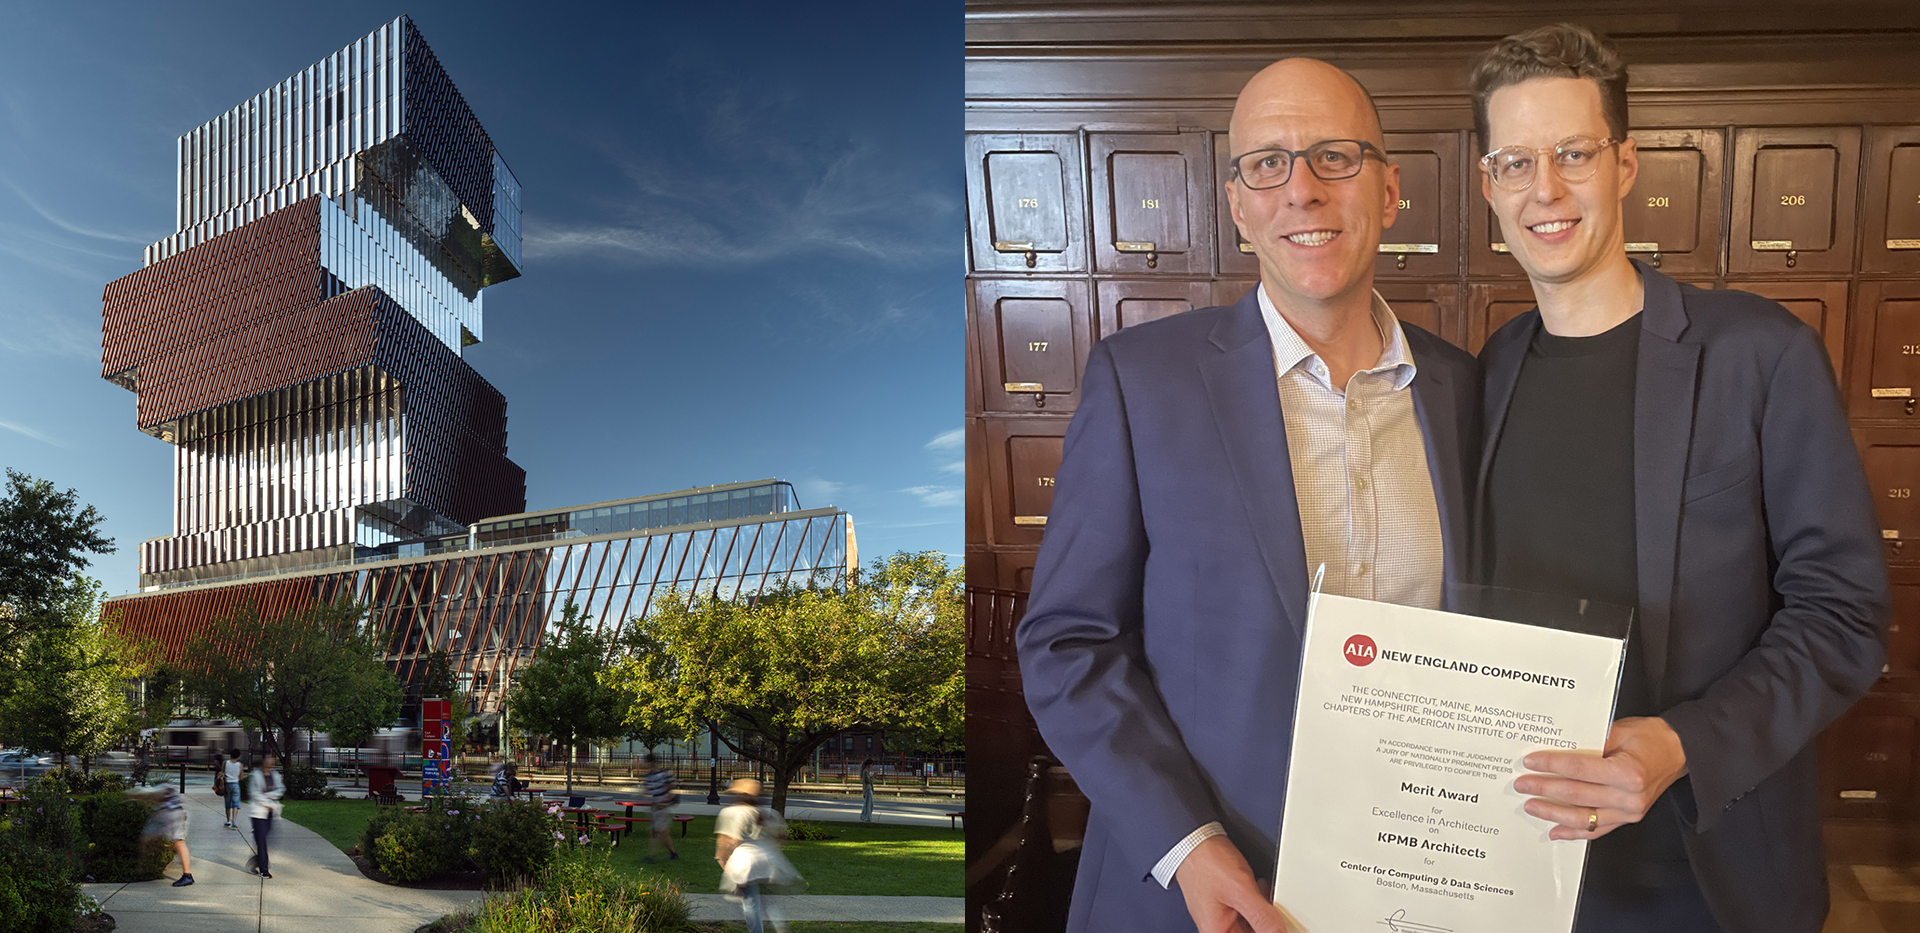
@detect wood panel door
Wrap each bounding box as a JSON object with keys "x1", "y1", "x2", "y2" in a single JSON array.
[
  {"x1": 1621, "y1": 128, "x2": 1725, "y2": 278},
  {"x1": 1212, "y1": 131, "x2": 1259, "y2": 276},
  {"x1": 1089, "y1": 131, "x2": 1213, "y2": 274},
  {"x1": 973, "y1": 278, "x2": 1093, "y2": 414},
  {"x1": 1468, "y1": 281, "x2": 1536, "y2": 352},
  {"x1": 1096, "y1": 279, "x2": 1213, "y2": 339},
  {"x1": 983, "y1": 418, "x2": 1069, "y2": 548},
  {"x1": 1730, "y1": 126, "x2": 1861, "y2": 275},
  {"x1": 1854, "y1": 427, "x2": 1920, "y2": 567},
  {"x1": 1862, "y1": 125, "x2": 1920, "y2": 274},
  {"x1": 966, "y1": 133, "x2": 1089, "y2": 274},
  {"x1": 1847, "y1": 282, "x2": 1920, "y2": 421},
  {"x1": 1376, "y1": 132, "x2": 1462, "y2": 279},
  {"x1": 1376, "y1": 283, "x2": 1464, "y2": 350},
  {"x1": 1820, "y1": 694, "x2": 1920, "y2": 818}
]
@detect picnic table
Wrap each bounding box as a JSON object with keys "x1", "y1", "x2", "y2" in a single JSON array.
[{"x1": 559, "y1": 806, "x2": 598, "y2": 828}]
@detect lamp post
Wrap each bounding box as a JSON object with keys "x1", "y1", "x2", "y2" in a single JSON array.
[{"x1": 706, "y1": 718, "x2": 721, "y2": 805}]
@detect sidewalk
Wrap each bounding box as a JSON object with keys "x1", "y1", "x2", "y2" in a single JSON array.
[
  {"x1": 83, "y1": 776, "x2": 962, "y2": 928},
  {"x1": 82, "y1": 780, "x2": 482, "y2": 932}
]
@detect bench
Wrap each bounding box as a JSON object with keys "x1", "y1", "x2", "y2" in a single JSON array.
[
  {"x1": 603, "y1": 815, "x2": 650, "y2": 836},
  {"x1": 590, "y1": 823, "x2": 625, "y2": 846},
  {"x1": 947, "y1": 810, "x2": 965, "y2": 829}
]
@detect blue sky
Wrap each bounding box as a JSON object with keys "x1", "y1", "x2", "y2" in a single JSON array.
[{"x1": 0, "y1": 2, "x2": 961, "y2": 596}]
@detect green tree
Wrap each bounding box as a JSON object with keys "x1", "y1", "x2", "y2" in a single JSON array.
[
  {"x1": 178, "y1": 596, "x2": 402, "y2": 758},
  {"x1": 0, "y1": 577, "x2": 147, "y2": 770},
  {"x1": 0, "y1": 469, "x2": 114, "y2": 662},
  {"x1": 606, "y1": 551, "x2": 963, "y2": 813},
  {"x1": 504, "y1": 601, "x2": 634, "y2": 795}
]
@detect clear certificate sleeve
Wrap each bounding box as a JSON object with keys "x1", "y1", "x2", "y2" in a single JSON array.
[{"x1": 1271, "y1": 583, "x2": 1631, "y2": 933}]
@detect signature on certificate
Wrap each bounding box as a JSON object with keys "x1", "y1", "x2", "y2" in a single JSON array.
[{"x1": 1377, "y1": 908, "x2": 1453, "y2": 933}]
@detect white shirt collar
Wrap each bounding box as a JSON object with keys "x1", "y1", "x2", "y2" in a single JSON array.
[{"x1": 1255, "y1": 283, "x2": 1418, "y2": 392}]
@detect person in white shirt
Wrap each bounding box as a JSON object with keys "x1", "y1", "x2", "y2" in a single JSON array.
[
  {"x1": 247, "y1": 753, "x2": 287, "y2": 879},
  {"x1": 222, "y1": 749, "x2": 243, "y2": 828},
  {"x1": 715, "y1": 778, "x2": 801, "y2": 933}
]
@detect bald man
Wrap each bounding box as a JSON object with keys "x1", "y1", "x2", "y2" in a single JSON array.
[{"x1": 1017, "y1": 60, "x2": 1481, "y2": 933}]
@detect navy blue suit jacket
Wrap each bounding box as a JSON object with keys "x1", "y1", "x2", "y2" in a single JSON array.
[
  {"x1": 1478, "y1": 261, "x2": 1890, "y2": 933},
  {"x1": 1016, "y1": 287, "x2": 1481, "y2": 933}
]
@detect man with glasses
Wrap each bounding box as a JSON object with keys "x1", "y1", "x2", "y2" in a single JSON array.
[
  {"x1": 1471, "y1": 24, "x2": 1887, "y2": 933},
  {"x1": 1018, "y1": 58, "x2": 1479, "y2": 933}
]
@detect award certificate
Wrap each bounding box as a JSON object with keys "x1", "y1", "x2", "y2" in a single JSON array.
[{"x1": 1272, "y1": 592, "x2": 1627, "y2": 933}]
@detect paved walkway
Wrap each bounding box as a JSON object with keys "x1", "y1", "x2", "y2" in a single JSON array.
[{"x1": 83, "y1": 776, "x2": 962, "y2": 929}]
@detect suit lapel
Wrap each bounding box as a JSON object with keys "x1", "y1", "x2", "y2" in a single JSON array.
[
  {"x1": 1633, "y1": 264, "x2": 1699, "y2": 704},
  {"x1": 1476, "y1": 312, "x2": 1540, "y2": 582},
  {"x1": 1409, "y1": 358, "x2": 1466, "y2": 594},
  {"x1": 1200, "y1": 300, "x2": 1310, "y2": 638}
]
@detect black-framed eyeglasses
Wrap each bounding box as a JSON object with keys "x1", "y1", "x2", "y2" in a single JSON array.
[
  {"x1": 1480, "y1": 135, "x2": 1619, "y2": 191},
  {"x1": 1230, "y1": 139, "x2": 1386, "y2": 190}
]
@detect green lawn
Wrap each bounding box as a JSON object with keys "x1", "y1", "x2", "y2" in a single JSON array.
[
  {"x1": 280, "y1": 799, "x2": 961, "y2": 897},
  {"x1": 693, "y1": 925, "x2": 960, "y2": 932}
]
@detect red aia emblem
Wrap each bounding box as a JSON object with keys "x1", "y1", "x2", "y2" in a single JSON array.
[{"x1": 1343, "y1": 634, "x2": 1378, "y2": 667}]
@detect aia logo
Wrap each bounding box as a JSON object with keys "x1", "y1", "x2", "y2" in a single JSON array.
[{"x1": 1343, "y1": 634, "x2": 1378, "y2": 666}]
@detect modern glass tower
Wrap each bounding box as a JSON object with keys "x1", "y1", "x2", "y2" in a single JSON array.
[
  {"x1": 100, "y1": 18, "x2": 853, "y2": 712},
  {"x1": 101, "y1": 16, "x2": 526, "y2": 585}
]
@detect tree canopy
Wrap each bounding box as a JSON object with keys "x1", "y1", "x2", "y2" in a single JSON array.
[
  {"x1": 605, "y1": 550, "x2": 962, "y2": 813},
  {"x1": 503, "y1": 601, "x2": 635, "y2": 794},
  {"x1": 0, "y1": 469, "x2": 114, "y2": 659},
  {"x1": 178, "y1": 596, "x2": 401, "y2": 759},
  {"x1": 0, "y1": 577, "x2": 155, "y2": 769}
]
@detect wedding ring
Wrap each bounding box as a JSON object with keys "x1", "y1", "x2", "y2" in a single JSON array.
[{"x1": 1586, "y1": 809, "x2": 1600, "y2": 832}]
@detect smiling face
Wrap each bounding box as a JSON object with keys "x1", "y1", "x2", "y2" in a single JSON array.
[
  {"x1": 1481, "y1": 76, "x2": 1638, "y2": 287},
  {"x1": 1226, "y1": 59, "x2": 1399, "y2": 310}
]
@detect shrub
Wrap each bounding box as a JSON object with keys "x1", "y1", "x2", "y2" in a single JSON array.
[
  {"x1": 358, "y1": 805, "x2": 409, "y2": 873},
  {"x1": 467, "y1": 845, "x2": 689, "y2": 933},
  {"x1": 471, "y1": 800, "x2": 557, "y2": 884},
  {"x1": 374, "y1": 810, "x2": 457, "y2": 882},
  {"x1": 14, "y1": 776, "x2": 84, "y2": 859},
  {"x1": 282, "y1": 764, "x2": 330, "y2": 800},
  {"x1": 784, "y1": 819, "x2": 838, "y2": 841},
  {"x1": 77, "y1": 793, "x2": 170, "y2": 882},
  {"x1": 37, "y1": 770, "x2": 127, "y2": 796},
  {"x1": 0, "y1": 831, "x2": 86, "y2": 933}
]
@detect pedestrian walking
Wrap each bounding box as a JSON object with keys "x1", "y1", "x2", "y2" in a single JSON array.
[
  {"x1": 221, "y1": 749, "x2": 243, "y2": 827},
  {"x1": 247, "y1": 753, "x2": 286, "y2": 879},
  {"x1": 643, "y1": 753, "x2": 678, "y2": 862},
  {"x1": 127, "y1": 782, "x2": 194, "y2": 886},
  {"x1": 859, "y1": 758, "x2": 876, "y2": 822},
  {"x1": 715, "y1": 778, "x2": 800, "y2": 933}
]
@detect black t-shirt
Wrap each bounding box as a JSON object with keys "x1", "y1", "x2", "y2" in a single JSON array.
[{"x1": 1487, "y1": 313, "x2": 1694, "y2": 891}]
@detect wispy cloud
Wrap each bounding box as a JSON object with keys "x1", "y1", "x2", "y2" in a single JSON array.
[
  {"x1": 938, "y1": 460, "x2": 964, "y2": 475},
  {"x1": 924, "y1": 428, "x2": 963, "y2": 451},
  {"x1": 0, "y1": 292, "x2": 99, "y2": 360},
  {"x1": 901, "y1": 485, "x2": 961, "y2": 508},
  {"x1": 0, "y1": 176, "x2": 153, "y2": 244},
  {"x1": 0, "y1": 418, "x2": 67, "y2": 448},
  {"x1": 796, "y1": 478, "x2": 845, "y2": 507}
]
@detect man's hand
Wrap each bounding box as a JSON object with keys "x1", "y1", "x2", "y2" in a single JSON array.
[
  {"x1": 1514, "y1": 716, "x2": 1689, "y2": 841},
  {"x1": 1173, "y1": 834, "x2": 1291, "y2": 933}
]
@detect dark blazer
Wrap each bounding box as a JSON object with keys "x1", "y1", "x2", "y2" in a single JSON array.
[
  {"x1": 1477, "y1": 260, "x2": 1890, "y2": 933},
  {"x1": 1017, "y1": 287, "x2": 1481, "y2": 933}
]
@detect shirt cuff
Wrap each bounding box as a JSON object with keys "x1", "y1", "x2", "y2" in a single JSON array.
[{"x1": 1151, "y1": 822, "x2": 1226, "y2": 888}]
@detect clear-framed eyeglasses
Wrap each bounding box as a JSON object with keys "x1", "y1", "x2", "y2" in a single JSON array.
[
  {"x1": 1480, "y1": 136, "x2": 1620, "y2": 191},
  {"x1": 1230, "y1": 139, "x2": 1386, "y2": 190}
]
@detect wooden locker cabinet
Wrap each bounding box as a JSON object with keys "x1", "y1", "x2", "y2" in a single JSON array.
[
  {"x1": 1212, "y1": 131, "x2": 1260, "y2": 275},
  {"x1": 1725, "y1": 281, "x2": 1849, "y2": 383},
  {"x1": 1854, "y1": 427, "x2": 1920, "y2": 566},
  {"x1": 1096, "y1": 279, "x2": 1213, "y2": 338},
  {"x1": 1621, "y1": 128, "x2": 1726, "y2": 278},
  {"x1": 1211, "y1": 277, "x2": 1258, "y2": 309},
  {"x1": 996, "y1": 550, "x2": 1040, "y2": 594},
  {"x1": 966, "y1": 133, "x2": 1089, "y2": 274},
  {"x1": 1847, "y1": 281, "x2": 1920, "y2": 420},
  {"x1": 972, "y1": 278, "x2": 1092, "y2": 414},
  {"x1": 1862, "y1": 126, "x2": 1920, "y2": 274},
  {"x1": 1884, "y1": 565, "x2": 1920, "y2": 686},
  {"x1": 1376, "y1": 132, "x2": 1463, "y2": 280},
  {"x1": 983, "y1": 417, "x2": 1069, "y2": 548},
  {"x1": 1089, "y1": 131, "x2": 1214, "y2": 274},
  {"x1": 1819, "y1": 694, "x2": 1920, "y2": 818},
  {"x1": 1730, "y1": 127, "x2": 1862, "y2": 275},
  {"x1": 966, "y1": 419, "x2": 989, "y2": 548},
  {"x1": 1375, "y1": 283, "x2": 1464, "y2": 350},
  {"x1": 1468, "y1": 281, "x2": 1536, "y2": 352}
]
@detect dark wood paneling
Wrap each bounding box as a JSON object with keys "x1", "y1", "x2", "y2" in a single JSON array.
[
  {"x1": 1467, "y1": 281, "x2": 1534, "y2": 352},
  {"x1": 1377, "y1": 132, "x2": 1464, "y2": 279},
  {"x1": 1375, "y1": 282, "x2": 1464, "y2": 350},
  {"x1": 966, "y1": 133, "x2": 1089, "y2": 274},
  {"x1": 1862, "y1": 126, "x2": 1920, "y2": 275},
  {"x1": 1853, "y1": 428, "x2": 1920, "y2": 567},
  {"x1": 1095, "y1": 279, "x2": 1214, "y2": 338},
  {"x1": 1730, "y1": 127, "x2": 1861, "y2": 275},
  {"x1": 973, "y1": 278, "x2": 1092, "y2": 414},
  {"x1": 1623, "y1": 127, "x2": 1725, "y2": 278},
  {"x1": 1088, "y1": 131, "x2": 1214, "y2": 274},
  {"x1": 983, "y1": 417, "x2": 1070, "y2": 548},
  {"x1": 1848, "y1": 282, "x2": 1920, "y2": 422}
]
